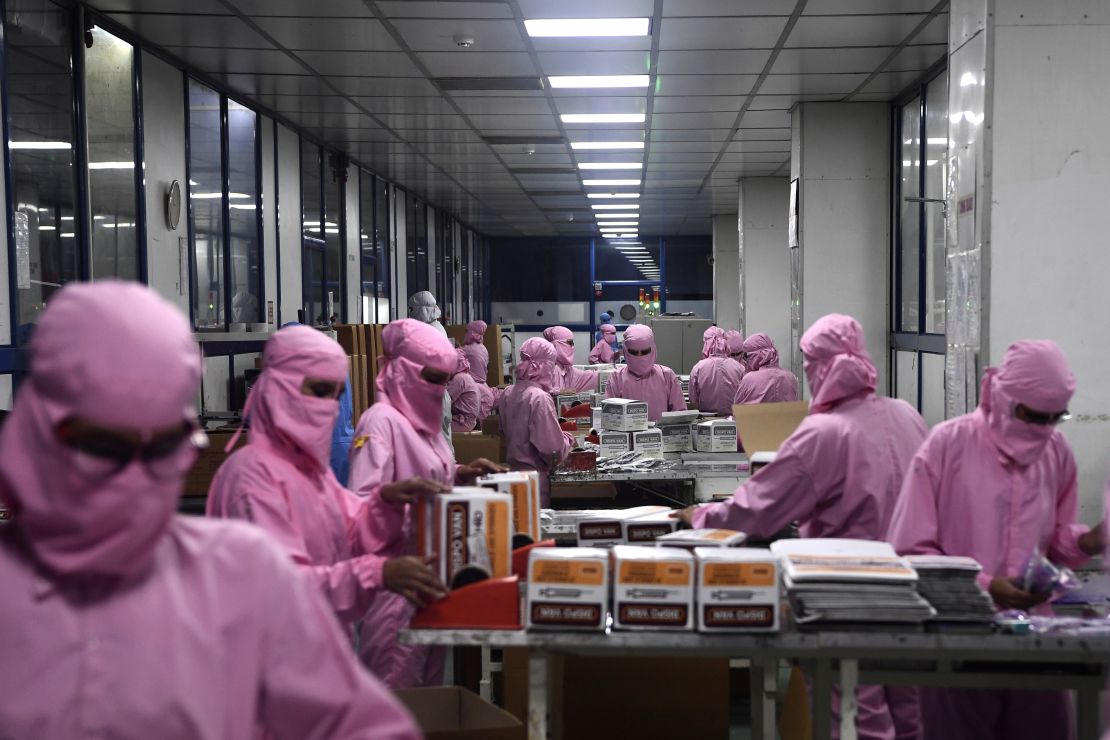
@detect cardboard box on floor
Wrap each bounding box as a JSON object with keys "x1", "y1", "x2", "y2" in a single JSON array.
[
  {"x1": 731, "y1": 400, "x2": 809, "y2": 454},
  {"x1": 395, "y1": 686, "x2": 524, "y2": 740},
  {"x1": 182, "y1": 429, "x2": 246, "y2": 497}
]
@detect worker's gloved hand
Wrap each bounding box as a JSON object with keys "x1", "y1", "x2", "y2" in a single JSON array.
[
  {"x1": 671, "y1": 505, "x2": 698, "y2": 527},
  {"x1": 456, "y1": 457, "x2": 508, "y2": 484},
  {"x1": 384, "y1": 555, "x2": 448, "y2": 608},
  {"x1": 1078, "y1": 520, "x2": 1106, "y2": 557},
  {"x1": 381, "y1": 477, "x2": 451, "y2": 505},
  {"x1": 989, "y1": 576, "x2": 1050, "y2": 611}
]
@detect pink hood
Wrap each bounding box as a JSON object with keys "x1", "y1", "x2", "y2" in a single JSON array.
[
  {"x1": 743, "y1": 333, "x2": 781, "y2": 371},
  {"x1": 464, "y1": 320, "x2": 487, "y2": 346},
  {"x1": 623, "y1": 324, "x2": 657, "y2": 378},
  {"x1": 240, "y1": 325, "x2": 348, "y2": 472},
  {"x1": 601, "y1": 324, "x2": 617, "y2": 343},
  {"x1": 377, "y1": 319, "x2": 457, "y2": 438},
  {"x1": 0, "y1": 281, "x2": 200, "y2": 581},
  {"x1": 543, "y1": 326, "x2": 576, "y2": 367},
  {"x1": 701, "y1": 326, "x2": 728, "y2": 359},
  {"x1": 980, "y1": 339, "x2": 1076, "y2": 467},
  {"x1": 725, "y1": 330, "x2": 747, "y2": 369},
  {"x1": 516, "y1": 337, "x2": 559, "y2": 392},
  {"x1": 454, "y1": 347, "x2": 471, "y2": 376},
  {"x1": 800, "y1": 314, "x2": 877, "y2": 414}
]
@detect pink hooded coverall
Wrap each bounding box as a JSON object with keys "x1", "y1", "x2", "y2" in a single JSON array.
[
  {"x1": 605, "y1": 325, "x2": 687, "y2": 422},
  {"x1": 725, "y1": 329, "x2": 748, "y2": 370},
  {"x1": 688, "y1": 327, "x2": 745, "y2": 415},
  {"x1": 207, "y1": 326, "x2": 391, "y2": 627},
  {"x1": 461, "y1": 320, "x2": 498, "y2": 421},
  {"x1": 0, "y1": 282, "x2": 418, "y2": 740},
  {"x1": 888, "y1": 340, "x2": 1089, "y2": 740},
  {"x1": 349, "y1": 319, "x2": 461, "y2": 688},
  {"x1": 693, "y1": 314, "x2": 928, "y2": 740},
  {"x1": 733, "y1": 332, "x2": 801, "y2": 404},
  {"x1": 446, "y1": 348, "x2": 481, "y2": 433},
  {"x1": 589, "y1": 323, "x2": 619, "y2": 364},
  {"x1": 544, "y1": 325, "x2": 600, "y2": 392},
  {"x1": 497, "y1": 337, "x2": 576, "y2": 506}
]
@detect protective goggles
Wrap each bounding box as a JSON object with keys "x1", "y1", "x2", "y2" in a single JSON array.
[
  {"x1": 56, "y1": 418, "x2": 209, "y2": 481},
  {"x1": 1014, "y1": 403, "x2": 1071, "y2": 426}
]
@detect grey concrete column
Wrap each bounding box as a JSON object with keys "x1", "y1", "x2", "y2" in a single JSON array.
[
  {"x1": 738, "y1": 177, "x2": 790, "y2": 353},
  {"x1": 711, "y1": 213, "x2": 740, "y2": 329}
]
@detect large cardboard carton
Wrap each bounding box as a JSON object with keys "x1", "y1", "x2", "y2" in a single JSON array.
[
  {"x1": 446, "y1": 323, "x2": 504, "y2": 387},
  {"x1": 333, "y1": 324, "x2": 362, "y2": 356},
  {"x1": 598, "y1": 431, "x2": 631, "y2": 459},
  {"x1": 631, "y1": 428, "x2": 663, "y2": 459},
  {"x1": 182, "y1": 430, "x2": 246, "y2": 497},
  {"x1": 600, "y1": 399, "x2": 648, "y2": 432},
  {"x1": 731, "y1": 400, "x2": 809, "y2": 453},
  {"x1": 477, "y1": 471, "x2": 540, "y2": 542},
  {"x1": 416, "y1": 488, "x2": 513, "y2": 588},
  {"x1": 575, "y1": 506, "x2": 671, "y2": 547},
  {"x1": 694, "y1": 419, "x2": 738, "y2": 453},
  {"x1": 452, "y1": 432, "x2": 504, "y2": 465},
  {"x1": 660, "y1": 423, "x2": 693, "y2": 453},
  {"x1": 695, "y1": 547, "x2": 781, "y2": 632},
  {"x1": 395, "y1": 686, "x2": 524, "y2": 740},
  {"x1": 526, "y1": 547, "x2": 609, "y2": 631},
  {"x1": 612, "y1": 545, "x2": 695, "y2": 631}
]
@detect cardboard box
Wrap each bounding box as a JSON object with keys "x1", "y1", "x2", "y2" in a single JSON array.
[
  {"x1": 526, "y1": 547, "x2": 609, "y2": 631},
  {"x1": 601, "y1": 398, "x2": 648, "y2": 432},
  {"x1": 334, "y1": 324, "x2": 362, "y2": 356},
  {"x1": 694, "y1": 419, "x2": 738, "y2": 453},
  {"x1": 656, "y1": 529, "x2": 748, "y2": 549},
  {"x1": 182, "y1": 430, "x2": 246, "y2": 497},
  {"x1": 621, "y1": 508, "x2": 680, "y2": 544},
  {"x1": 695, "y1": 547, "x2": 780, "y2": 632},
  {"x1": 452, "y1": 432, "x2": 504, "y2": 465},
  {"x1": 598, "y1": 431, "x2": 631, "y2": 459},
  {"x1": 631, "y1": 428, "x2": 664, "y2": 459},
  {"x1": 395, "y1": 686, "x2": 524, "y2": 740},
  {"x1": 575, "y1": 505, "x2": 671, "y2": 547},
  {"x1": 477, "y1": 471, "x2": 540, "y2": 543},
  {"x1": 731, "y1": 400, "x2": 809, "y2": 454},
  {"x1": 416, "y1": 488, "x2": 513, "y2": 588},
  {"x1": 661, "y1": 423, "x2": 693, "y2": 453},
  {"x1": 612, "y1": 545, "x2": 695, "y2": 630}
]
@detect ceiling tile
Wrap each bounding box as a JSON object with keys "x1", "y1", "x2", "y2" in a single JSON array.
[
  {"x1": 104, "y1": 13, "x2": 265, "y2": 47},
  {"x1": 772, "y1": 46, "x2": 898, "y2": 74},
  {"x1": 536, "y1": 51, "x2": 652, "y2": 76},
  {"x1": 377, "y1": 1, "x2": 515, "y2": 19},
  {"x1": 231, "y1": 0, "x2": 373, "y2": 15},
  {"x1": 656, "y1": 75, "x2": 758, "y2": 96},
  {"x1": 295, "y1": 51, "x2": 423, "y2": 77},
  {"x1": 651, "y1": 95, "x2": 743, "y2": 113},
  {"x1": 663, "y1": 0, "x2": 789, "y2": 15},
  {"x1": 739, "y1": 109, "x2": 791, "y2": 128},
  {"x1": 890, "y1": 43, "x2": 948, "y2": 71},
  {"x1": 758, "y1": 73, "x2": 867, "y2": 95},
  {"x1": 648, "y1": 151, "x2": 718, "y2": 164},
  {"x1": 735, "y1": 127, "x2": 792, "y2": 140},
  {"x1": 651, "y1": 129, "x2": 732, "y2": 142},
  {"x1": 786, "y1": 14, "x2": 933, "y2": 48},
  {"x1": 94, "y1": 0, "x2": 228, "y2": 11},
  {"x1": 327, "y1": 76, "x2": 441, "y2": 96},
  {"x1": 659, "y1": 17, "x2": 789, "y2": 50},
  {"x1": 417, "y1": 51, "x2": 537, "y2": 77},
  {"x1": 453, "y1": 96, "x2": 553, "y2": 115},
  {"x1": 805, "y1": 0, "x2": 942, "y2": 13},
  {"x1": 390, "y1": 19, "x2": 527, "y2": 51},
  {"x1": 160, "y1": 47, "x2": 306, "y2": 76},
  {"x1": 216, "y1": 73, "x2": 328, "y2": 97},
  {"x1": 657, "y1": 49, "x2": 772, "y2": 75},
  {"x1": 252, "y1": 16, "x2": 400, "y2": 51},
  {"x1": 652, "y1": 111, "x2": 738, "y2": 129},
  {"x1": 467, "y1": 114, "x2": 559, "y2": 131},
  {"x1": 349, "y1": 96, "x2": 458, "y2": 115}
]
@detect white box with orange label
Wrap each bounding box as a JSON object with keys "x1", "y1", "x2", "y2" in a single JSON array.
[
  {"x1": 620, "y1": 509, "x2": 681, "y2": 545},
  {"x1": 526, "y1": 548, "x2": 610, "y2": 632},
  {"x1": 695, "y1": 548, "x2": 780, "y2": 632},
  {"x1": 576, "y1": 506, "x2": 672, "y2": 547},
  {"x1": 477, "y1": 471, "x2": 541, "y2": 544},
  {"x1": 612, "y1": 545, "x2": 695, "y2": 631},
  {"x1": 416, "y1": 488, "x2": 513, "y2": 589}
]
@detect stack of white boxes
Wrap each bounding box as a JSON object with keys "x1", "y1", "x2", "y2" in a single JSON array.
[{"x1": 597, "y1": 399, "x2": 661, "y2": 459}]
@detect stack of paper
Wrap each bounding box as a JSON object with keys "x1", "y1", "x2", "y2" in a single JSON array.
[
  {"x1": 906, "y1": 555, "x2": 995, "y2": 630},
  {"x1": 770, "y1": 539, "x2": 935, "y2": 630}
]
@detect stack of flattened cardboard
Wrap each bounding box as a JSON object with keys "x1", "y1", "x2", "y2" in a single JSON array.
[{"x1": 907, "y1": 555, "x2": 996, "y2": 630}]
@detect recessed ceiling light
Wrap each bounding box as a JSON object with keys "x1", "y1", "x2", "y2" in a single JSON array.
[
  {"x1": 604, "y1": 233, "x2": 639, "y2": 239},
  {"x1": 592, "y1": 203, "x2": 639, "y2": 210},
  {"x1": 597, "y1": 221, "x2": 638, "y2": 226},
  {"x1": 570, "y1": 141, "x2": 644, "y2": 150},
  {"x1": 594, "y1": 212, "x2": 640, "y2": 218},
  {"x1": 587, "y1": 193, "x2": 640, "y2": 199},
  {"x1": 88, "y1": 161, "x2": 135, "y2": 170},
  {"x1": 561, "y1": 113, "x2": 646, "y2": 124},
  {"x1": 612, "y1": 241, "x2": 642, "y2": 246},
  {"x1": 583, "y1": 179, "x2": 641, "y2": 186},
  {"x1": 578, "y1": 162, "x2": 642, "y2": 170},
  {"x1": 9, "y1": 141, "x2": 71, "y2": 150},
  {"x1": 548, "y1": 75, "x2": 649, "y2": 89},
  {"x1": 524, "y1": 18, "x2": 650, "y2": 37}
]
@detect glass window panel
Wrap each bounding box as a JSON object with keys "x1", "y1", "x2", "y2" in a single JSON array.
[
  {"x1": 227, "y1": 102, "x2": 261, "y2": 324},
  {"x1": 924, "y1": 74, "x2": 948, "y2": 334},
  {"x1": 490, "y1": 239, "x2": 589, "y2": 302},
  {"x1": 301, "y1": 141, "x2": 324, "y2": 325},
  {"x1": 373, "y1": 176, "x2": 391, "y2": 312},
  {"x1": 323, "y1": 153, "x2": 343, "y2": 322},
  {"x1": 921, "y1": 351, "x2": 946, "y2": 427},
  {"x1": 663, "y1": 236, "x2": 712, "y2": 300},
  {"x1": 86, "y1": 26, "x2": 137, "y2": 281},
  {"x1": 188, "y1": 81, "x2": 225, "y2": 328},
  {"x1": 894, "y1": 350, "x2": 919, "y2": 408},
  {"x1": 7, "y1": 0, "x2": 80, "y2": 326},
  {"x1": 899, "y1": 97, "x2": 921, "y2": 333},
  {"x1": 595, "y1": 239, "x2": 662, "y2": 282},
  {"x1": 461, "y1": 229, "x2": 471, "y2": 324},
  {"x1": 358, "y1": 169, "x2": 376, "y2": 322},
  {"x1": 407, "y1": 199, "x2": 428, "y2": 294}
]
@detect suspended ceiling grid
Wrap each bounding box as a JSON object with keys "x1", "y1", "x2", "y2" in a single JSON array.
[{"x1": 92, "y1": 0, "x2": 950, "y2": 237}]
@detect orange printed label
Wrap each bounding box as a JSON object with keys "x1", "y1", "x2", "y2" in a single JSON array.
[
  {"x1": 532, "y1": 559, "x2": 606, "y2": 585},
  {"x1": 703, "y1": 562, "x2": 776, "y2": 587},
  {"x1": 619, "y1": 560, "x2": 691, "y2": 585},
  {"x1": 509, "y1": 482, "x2": 530, "y2": 535},
  {"x1": 702, "y1": 529, "x2": 742, "y2": 541},
  {"x1": 486, "y1": 500, "x2": 510, "y2": 578}
]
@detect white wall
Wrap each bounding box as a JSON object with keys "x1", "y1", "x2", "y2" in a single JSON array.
[
  {"x1": 260, "y1": 116, "x2": 277, "y2": 327},
  {"x1": 712, "y1": 213, "x2": 740, "y2": 329},
  {"x1": 491, "y1": 301, "x2": 590, "y2": 328},
  {"x1": 739, "y1": 177, "x2": 791, "y2": 352},
  {"x1": 344, "y1": 163, "x2": 361, "y2": 322},
  {"x1": 793, "y1": 102, "x2": 891, "y2": 395},
  {"x1": 202, "y1": 356, "x2": 229, "y2": 413},
  {"x1": 666, "y1": 299, "x2": 714, "y2": 319},
  {"x1": 276, "y1": 124, "x2": 301, "y2": 325},
  {"x1": 141, "y1": 52, "x2": 188, "y2": 316}
]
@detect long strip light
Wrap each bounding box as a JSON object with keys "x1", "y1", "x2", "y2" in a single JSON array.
[
  {"x1": 579, "y1": 162, "x2": 642, "y2": 170},
  {"x1": 561, "y1": 113, "x2": 645, "y2": 124},
  {"x1": 583, "y1": 179, "x2": 641, "y2": 186},
  {"x1": 571, "y1": 141, "x2": 644, "y2": 150},
  {"x1": 592, "y1": 203, "x2": 639, "y2": 210},
  {"x1": 548, "y1": 75, "x2": 648, "y2": 89},
  {"x1": 587, "y1": 192, "x2": 640, "y2": 199},
  {"x1": 524, "y1": 18, "x2": 650, "y2": 37},
  {"x1": 597, "y1": 221, "x2": 638, "y2": 226},
  {"x1": 88, "y1": 161, "x2": 135, "y2": 170},
  {"x1": 594, "y1": 212, "x2": 640, "y2": 218},
  {"x1": 604, "y1": 233, "x2": 639, "y2": 239},
  {"x1": 9, "y1": 141, "x2": 71, "y2": 150}
]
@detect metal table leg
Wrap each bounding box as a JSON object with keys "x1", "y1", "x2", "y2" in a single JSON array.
[
  {"x1": 839, "y1": 659, "x2": 859, "y2": 740},
  {"x1": 750, "y1": 656, "x2": 779, "y2": 740},
  {"x1": 480, "y1": 646, "x2": 493, "y2": 701},
  {"x1": 527, "y1": 648, "x2": 550, "y2": 740},
  {"x1": 812, "y1": 658, "x2": 833, "y2": 740},
  {"x1": 1077, "y1": 687, "x2": 1102, "y2": 740}
]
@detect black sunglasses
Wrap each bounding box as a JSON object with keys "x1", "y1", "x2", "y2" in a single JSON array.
[
  {"x1": 56, "y1": 419, "x2": 208, "y2": 480},
  {"x1": 1014, "y1": 403, "x2": 1070, "y2": 426},
  {"x1": 627, "y1": 347, "x2": 652, "y2": 357}
]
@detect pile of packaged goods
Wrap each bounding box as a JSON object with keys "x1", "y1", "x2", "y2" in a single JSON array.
[
  {"x1": 771, "y1": 539, "x2": 936, "y2": 631},
  {"x1": 526, "y1": 543, "x2": 781, "y2": 633},
  {"x1": 906, "y1": 555, "x2": 996, "y2": 631},
  {"x1": 476, "y1": 471, "x2": 541, "y2": 547},
  {"x1": 416, "y1": 487, "x2": 514, "y2": 589}
]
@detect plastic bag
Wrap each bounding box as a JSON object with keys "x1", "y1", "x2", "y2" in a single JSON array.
[{"x1": 1018, "y1": 547, "x2": 1080, "y2": 596}]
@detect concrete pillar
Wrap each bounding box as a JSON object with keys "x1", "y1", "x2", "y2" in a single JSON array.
[
  {"x1": 738, "y1": 177, "x2": 790, "y2": 354},
  {"x1": 790, "y1": 102, "x2": 891, "y2": 395},
  {"x1": 711, "y1": 213, "x2": 740, "y2": 329},
  {"x1": 948, "y1": 0, "x2": 1110, "y2": 521}
]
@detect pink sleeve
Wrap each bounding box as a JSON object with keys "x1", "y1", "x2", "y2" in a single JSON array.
[
  {"x1": 348, "y1": 417, "x2": 408, "y2": 555},
  {"x1": 605, "y1": 371, "x2": 623, "y2": 399},
  {"x1": 691, "y1": 431, "x2": 818, "y2": 539},
  {"x1": 667, "y1": 372, "x2": 688, "y2": 412},
  {"x1": 571, "y1": 368, "x2": 599, "y2": 393},
  {"x1": 1046, "y1": 444, "x2": 1090, "y2": 568},
  {"x1": 530, "y1": 392, "x2": 575, "y2": 468},
  {"x1": 254, "y1": 539, "x2": 420, "y2": 740},
  {"x1": 450, "y1": 382, "x2": 480, "y2": 433},
  {"x1": 687, "y1": 367, "x2": 701, "y2": 409},
  {"x1": 588, "y1": 342, "x2": 606, "y2": 364},
  {"x1": 887, "y1": 444, "x2": 945, "y2": 557}
]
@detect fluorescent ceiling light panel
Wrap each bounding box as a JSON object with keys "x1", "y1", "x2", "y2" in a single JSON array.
[
  {"x1": 592, "y1": 203, "x2": 639, "y2": 210},
  {"x1": 594, "y1": 212, "x2": 640, "y2": 218},
  {"x1": 604, "y1": 233, "x2": 639, "y2": 239},
  {"x1": 524, "y1": 18, "x2": 650, "y2": 37},
  {"x1": 578, "y1": 162, "x2": 642, "y2": 170},
  {"x1": 561, "y1": 113, "x2": 646, "y2": 124},
  {"x1": 599, "y1": 221, "x2": 638, "y2": 226},
  {"x1": 587, "y1": 192, "x2": 640, "y2": 199},
  {"x1": 9, "y1": 141, "x2": 71, "y2": 150},
  {"x1": 583, "y1": 179, "x2": 641, "y2": 186},
  {"x1": 571, "y1": 141, "x2": 644, "y2": 150},
  {"x1": 548, "y1": 75, "x2": 648, "y2": 89}
]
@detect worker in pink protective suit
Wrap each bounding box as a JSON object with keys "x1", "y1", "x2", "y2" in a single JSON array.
[
  {"x1": 461, "y1": 320, "x2": 499, "y2": 422},
  {"x1": 497, "y1": 337, "x2": 576, "y2": 506},
  {"x1": 208, "y1": 324, "x2": 448, "y2": 627},
  {"x1": 605, "y1": 325, "x2": 687, "y2": 421},
  {"x1": 888, "y1": 340, "x2": 1104, "y2": 740},
  {"x1": 349, "y1": 319, "x2": 505, "y2": 689},
  {"x1": 677, "y1": 314, "x2": 928, "y2": 740},
  {"x1": 446, "y1": 348, "x2": 481, "y2": 432},
  {"x1": 733, "y1": 333, "x2": 801, "y2": 404},
  {"x1": 688, "y1": 326, "x2": 745, "y2": 415},
  {"x1": 589, "y1": 323, "x2": 620, "y2": 364},
  {"x1": 725, "y1": 329, "x2": 748, "y2": 370},
  {"x1": 544, "y1": 325, "x2": 600, "y2": 392},
  {"x1": 0, "y1": 281, "x2": 419, "y2": 740}
]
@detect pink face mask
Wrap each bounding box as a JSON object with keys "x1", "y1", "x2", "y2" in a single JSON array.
[
  {"x1": 376, "y1": 319, "x2": 457, "y2": 438},
  {"x1": 622, "y1": 325, "x2": 657, "y2": 377}
]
